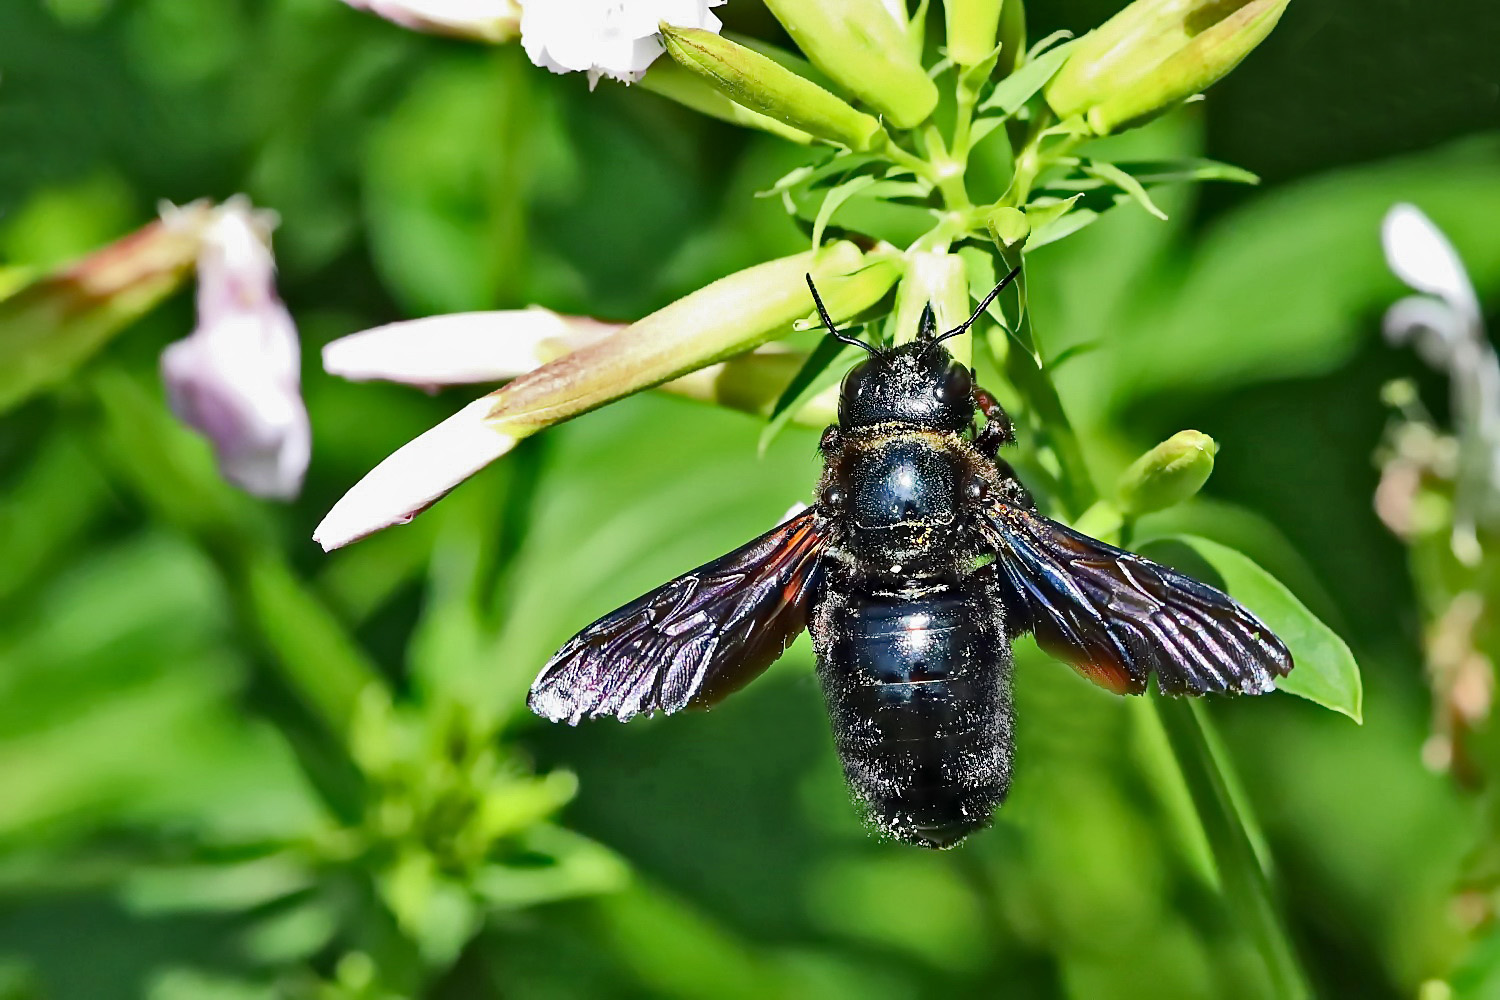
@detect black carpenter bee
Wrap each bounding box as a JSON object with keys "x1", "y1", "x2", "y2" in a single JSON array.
[{"x1": 528, "y1": 267, "x2": 1293, "y2": 849}]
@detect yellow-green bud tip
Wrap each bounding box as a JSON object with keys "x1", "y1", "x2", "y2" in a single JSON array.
[
  {"x1": 986, "y1": 206, "x2": 1030, "y2": 250},
  {"x1": 1117, "y1": 430, "x2": 1218, "y2": 517}
]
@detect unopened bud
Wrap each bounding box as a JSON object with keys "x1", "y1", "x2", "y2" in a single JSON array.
[
  {"x1": 660, "y1": 25, "x2": 883, "y2": 150},
  {"x1": 763, "y1": 0, "x2": 939, "y2": 129},
  {"x1": 945, "y1": 0, "x2": 1005, "y2": 67},
  {"x1": 1045, "y1": 0, "x2": 1290, "y2": 135},
  {"x1": 890, "y1": 252, "x2": 971, "y2": 361},
  {"x1": 641, "y1": 60, "x2": 813, "y2": 144},
  {"x1": 792, "y1": 258, "x2": 903, "y2": 332},
  {"x1": 1117, "y1": 430, "x2": 1218, "y2": 516},
  {"x1": 986, "y1": 206, "x2": 1029, "y2": 251}
]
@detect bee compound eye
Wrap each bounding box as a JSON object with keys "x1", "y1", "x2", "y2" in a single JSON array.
[{"x1": 936, "y1": 363, "x2": 974, "y2": 407}]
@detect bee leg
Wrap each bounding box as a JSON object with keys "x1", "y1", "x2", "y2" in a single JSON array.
[
  {"x1": 972, "y1": 387, "x2": 1015, "y2": 459},
  {"x1": 973, "y1": 387, "x2": 1039, "y2": 511}
]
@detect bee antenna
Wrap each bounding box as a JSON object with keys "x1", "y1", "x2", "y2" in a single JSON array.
[
  {"x1": 806, "y1": 274, "x2": 877, "y2": 356},
  {"x1": 934, "y1": 264, "x2": 1023, "y2": 344}
]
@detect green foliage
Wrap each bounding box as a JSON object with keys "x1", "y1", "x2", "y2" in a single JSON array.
[{"x1": 0, "y1": 0, "x2": 1498, "y2": 997}]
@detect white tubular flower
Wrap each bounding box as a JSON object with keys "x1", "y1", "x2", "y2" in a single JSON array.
[
  {"x1": 314, "y1": 395, "x2": 519, "y2": 550},
  {"x1": 1382, "y1": 203, "x2": 1500, "y2": 564},
  {"x1": 520, "y1": 0, "x2": 725, "y2": 86},
  {"x1": 322, "y1": 308, "x2": 623, "y2": 388},
  {"x1": 341, "y1": 0, "x2": 522, "y2": 41},
  {"x1": 160, "y1": 201, "x2": 311, "y2": 500}
]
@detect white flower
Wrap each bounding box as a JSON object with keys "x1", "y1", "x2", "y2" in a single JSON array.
[
  {"x1": 341, "y1": 0, "x2": 522, "y2": 41},
  {"x1": 160, "y1": 200, "x2": 311, "y2": 500},
  {"x1": 520, "y1": 0, "x2": 725, "y2": 86},
  {"x1": 1382, "y1": 203, "x2": 1500, "y2": 563},
  {"x1": 313, "y1": 395, "x2": 518, "y2": 551},
  {"x1": 322, "y1": 308, "x2": 623, "y2": 388}
]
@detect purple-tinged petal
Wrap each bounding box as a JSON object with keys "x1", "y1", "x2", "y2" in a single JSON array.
[
  {"x1": 160, "y1": 202, "x2": 310, "y2": 500},
  {"x1": 341, "y1": 0, "x2": 521, "y2": 41}
]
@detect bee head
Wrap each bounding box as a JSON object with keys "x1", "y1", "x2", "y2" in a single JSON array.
[
  {"x1": 837, "y1": 340, "x2": 974, "y2": 432},
  {"x1": 803, "y1": 265, "x2": 1021, "y2": 433}
]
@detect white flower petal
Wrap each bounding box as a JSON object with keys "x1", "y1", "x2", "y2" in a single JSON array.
[
  {"x1": 519, "y1": 0, "x2": 723, "y2": 84},
  {"x1": 322, "y1": 308, "x2": 623, "y2": 387},
  {"x1": 1382, "y1": 203, "x2": 1480, "y2": 322},
  {"x1": 314, "y1": 395, "x2": 519, "y2": 551}
]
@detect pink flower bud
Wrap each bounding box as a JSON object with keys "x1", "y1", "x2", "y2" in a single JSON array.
[{"x1": 160, "y1": 201, "x2": 310, "y2": 500}]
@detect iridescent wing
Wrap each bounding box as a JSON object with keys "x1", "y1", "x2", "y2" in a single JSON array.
[
  {"x1": 976, "y1": 501, "x2": 1293, "y2": 696},
  {"x1": 528, "y1": 507, "x2": 828, "y2": 724}
]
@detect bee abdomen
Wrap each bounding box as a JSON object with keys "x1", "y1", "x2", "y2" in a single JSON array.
[{"x1": 812, "y1": 586, "x2": 1013, "y2": 849}]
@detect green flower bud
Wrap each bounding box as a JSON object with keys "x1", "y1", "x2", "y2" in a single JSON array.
[
  {"x1": 640, "y1": 59, "x2": 813, "y2": 144},
  {"x1": 762, "y1": 0, "x2": 939, "y2": 129},
  {"x1": 659, "y1": 348, "x2": 840, "y2": 426},
  {"x1": 660, "y1": 25, "x2": 883, "y2": 151},
  {"x1": 792, "y1": 257, "x2": 903, "y2": 332},
  {"x1": 1117, "y1": 430, "x2": 1218, "y2": 517},
  {"x1": 985, "y1": 206, "x2": 1030, "y2": 251},
  {"x1": 1044, "y1": 0, "x2": 1290, "y2": 135},
  {"x1": 890, "y1": 251, "x2": 971, "y2": 361},
  {"x1": 945, "y1": 0, "x2": 1005, "y2": 67}
]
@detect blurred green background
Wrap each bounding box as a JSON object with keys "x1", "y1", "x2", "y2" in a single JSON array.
[{"x1": 2, "y1": 0, "x2": 1500, "y2": 997}]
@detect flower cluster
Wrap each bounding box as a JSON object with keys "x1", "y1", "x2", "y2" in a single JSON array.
[{"x1": 311, "y1": 0, "x2": 1291, "y2": 550}]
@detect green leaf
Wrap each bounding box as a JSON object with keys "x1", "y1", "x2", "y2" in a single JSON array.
[
  {"x1": 758, "y1": 336, "x2": 857, "y2": 454},
  {"x1": 811, "y1": 175, "x2": 877, "y2": 249},
  {"x1": 1022, "y1": 194, "x2": 1098, "y2": 250},
  {"x1": 789, "y1": 181, "x2": 936, "y2": 248},
  {"x1": 958, "y1": 246, "x2": 1034, "y2": 359},
  {"x1": 810, "y1": 176, "x2": 933, "y2": 251},
  {"x1": 1082, "y1": 160, "x2": 1168, "y2": 220},
  {"x1": 763, "y1": 151, "x2": 879, "y2": 199},
  {"x1": 1093, "y1": 158, "x2": 1259, "y2": 187},
  {"x1": 977, "y1": 36, "x2": 1078, "y2": 115},
  {"x1": 1139, "y1": 534, "x2": 1363, "y2": 722}
]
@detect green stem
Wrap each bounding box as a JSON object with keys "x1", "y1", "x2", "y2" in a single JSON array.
[
  {"x1": 881, "y1": 132, "x2": 939, "y2": 185},
  {"x1": 86, "y1": 368, "x2": 384, "y2": 817},
  {"x1": 1155, "y1": 698, "x2": 1313, "y2": 1000},
  {"x1": 920, "y1": 124, "x2": 971, "y2": 211}
]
